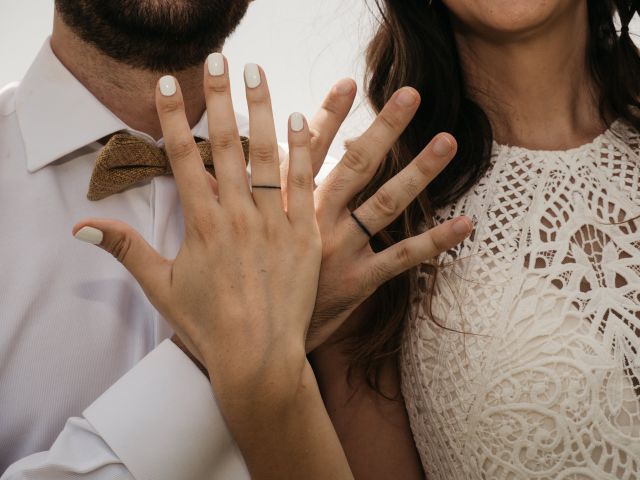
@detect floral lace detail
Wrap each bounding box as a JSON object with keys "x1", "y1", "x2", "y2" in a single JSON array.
[{"x1": 401, "y1": 120, "x2": 640, "y2": 480}]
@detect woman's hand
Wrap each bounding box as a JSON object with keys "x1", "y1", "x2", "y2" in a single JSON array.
[
  {"x1": 74, "y1": 56, "x2": 355, "y2": 479},
  {"x1": 73, "y1": 57, "x2": 321, "y2": 399}
]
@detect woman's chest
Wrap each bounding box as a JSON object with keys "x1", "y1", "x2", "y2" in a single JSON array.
[{"x1": 401, "y1": 138, "x2": 640, "y2": 479}]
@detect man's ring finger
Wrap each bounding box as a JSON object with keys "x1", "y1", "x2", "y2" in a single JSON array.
[{"x1": 351, "y1": 211, "x2": 374, "y2": 240}]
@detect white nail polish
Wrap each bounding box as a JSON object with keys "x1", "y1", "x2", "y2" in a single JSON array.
[
  {"x1": 207, "y1": 53, "x2": 225, "y2": 76},
  {"x1": 244, "y1": 63, "x2": 261, "y2": 89},
  {"x1": 75, "y1": 226, "x2": 104, "y2": 245},
  {"x1": 291, "y1": 112, "x2": 305, "y2": 132},
  {"x1": 159, "y1": 75, "x2": 177, "y2": 96}
]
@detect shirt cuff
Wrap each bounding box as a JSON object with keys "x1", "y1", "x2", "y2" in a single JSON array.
[{"x1": 83, "y1": 340, "x2": 250, "y2": 480}]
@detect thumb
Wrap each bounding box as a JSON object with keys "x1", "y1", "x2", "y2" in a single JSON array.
[{"x1": 72, "y1": 219, "x2": 170, "y2": 294}]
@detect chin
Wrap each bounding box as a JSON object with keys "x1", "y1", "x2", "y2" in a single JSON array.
[{"x1": 442, "y1": 0, "x2": 582, "y2": 37}]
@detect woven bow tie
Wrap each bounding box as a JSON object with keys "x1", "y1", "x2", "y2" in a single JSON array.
[{"x1": 87, "y1": 132, "x2": 250, "y2": 201}]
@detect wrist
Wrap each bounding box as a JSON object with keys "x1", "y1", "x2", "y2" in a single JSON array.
[
  {"x1": 171, "y1": 334, "x2": 209, "y2": 378},
  {"x1": 217, "y1": 359, "x2": 323, "y2": 429},
  {"x1": 205, "y1": 339, "x2": 308, "y2": 406}
]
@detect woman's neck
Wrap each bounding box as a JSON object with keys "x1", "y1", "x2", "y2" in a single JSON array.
[{"x1": 453, "y1": 2, "x2": 607, "y2": 150}]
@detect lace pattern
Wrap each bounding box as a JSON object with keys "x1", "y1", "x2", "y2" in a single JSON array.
[{"x1": 401, "y1": 121, "x2": 640, "y2": 480}]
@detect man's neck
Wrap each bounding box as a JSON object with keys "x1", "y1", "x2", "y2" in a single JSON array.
[
  {"x1": 51, "y1": 14, "x2": 206, "y2": 140},
  {"x1": 453, "y1": 2, "x2": 606, "y2": 150}
]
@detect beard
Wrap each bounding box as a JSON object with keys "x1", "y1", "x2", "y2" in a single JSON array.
[{"x1": 55, "y1": 0, "x2": 250, "y2": 72}]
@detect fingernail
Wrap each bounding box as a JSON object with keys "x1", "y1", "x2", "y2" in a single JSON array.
[
  {"x1": 159, "y1": 75, "x2": 177, "y2": 96},
  {"x1": 291, "y1": 112, "x2": 305, "y2": 132},
  {"x1": 395, "y1": 89, "x2": 417, "y2": 107},
  {"x1": 75, "y1": 226, "x2": 104, "y2": 245},
  {"x1": 207, "y1": 52, "x2": 225, "y2": 76},
  {"x1": 433, "y1": 135, "x2": 453, "y2": 156},
  {"x1": 244, "y1": 63, "x2": 261, "y2": 89},
  {"x1": 334, "y1": 78, "x2": 354, "y2": 96},
  {"x1": 452, "y1": 217, "x2": 472, "y2": 235}
]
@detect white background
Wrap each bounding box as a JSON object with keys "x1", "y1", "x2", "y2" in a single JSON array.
[
  {"x1": 1, "y1": 1, "x2": 639, "y2": 158},
  {"x1": 0, "y1": 0, "x2": 375, "y2": 158}
]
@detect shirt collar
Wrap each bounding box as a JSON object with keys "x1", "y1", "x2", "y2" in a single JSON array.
[{"x1": 15, "y1": 38, "x2": 210, "y2": 173}]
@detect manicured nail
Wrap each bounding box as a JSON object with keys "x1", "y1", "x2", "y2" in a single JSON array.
[
  {"x1": 395, "y1": 89, "x2": 418, "y2": 107},
  {"x1": 452, "y1": 217, "x2": 472, "y2": 235},
  {"x1": 244, "y1": 63, "x2": 261, "y2": 89},
  {"x1": 207, "y1": 53, "x2": 225, "y2": 76},
  {"x1": 334, "y1": 78, "x2": 354, "y2": 96},
  {"x1": 75, "y1": 226, "x2": 104, "y2": 245},
  {"x1": 159, "y1": 75, "x2": 177, "y2": 96},
  {"x1": 291, "y1": 112, "x2": 305, "y2": 132},
  {"x1": 432, "y1": 135, "x2": 454, "y2": 156}
]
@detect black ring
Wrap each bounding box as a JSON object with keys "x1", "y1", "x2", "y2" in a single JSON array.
[
  {"x1": 252, "y1": 185, "x2": 282, "y2": 190},
  {"x1": 351, "y1": 212, "x2": 373, "y2": 239}
]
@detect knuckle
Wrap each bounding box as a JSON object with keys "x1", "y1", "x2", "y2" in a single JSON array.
[
  {"x1": 107, "y1": 232, "x2": 133, "y2": 264},
  {"x1": 211, "y1": 130, "x2": 238, "y2": 153},
  {"x1": 309, "y1": 130, "x2": 323, "y2": 151},
  {"x1": 414, "y1": 155, "x2": 436, "y2": 180},
  {"x1": 250, "y1": 143, "x2": 277, "y2": 165},
  {"x1": 166, "y1": 139, "x2": 197, "y2": 161},
  {"x1": 425, "y1": 232, "x2": 444, "y2": 254},
  {"x1": 186, "y1": 213, "x2": 216, "y2": 243},
  {"x1": 321, "y1": 98, "x2": 341, "y2": 117},
  {"x1": 318, "y1": 174, "x2": 349, "y2": 197},
  {"x1": 394, "y1": 244, "x2": 414, "y2": 268},
  {"x1": 205, "y1": 77, "x2": 230, "y2": 94},
  {"x1": 248, "y1": 87, "x2": 270, "y2": 105},
  {"x1": 160, "y1": 99, "x2": 185, "y2": 115},
  {"x1": 229, "y1": 211, "x2": 255, "y2": 237},
  {"x1": 342, "y1": 143, "x2": 371, "y2": 175},
  {"x1": 290, "y1": 134, "x2": 310, "y2": 149},
  {"x1": 371, "y1": 186, "x2": 399, "y2": 217},
  {"x1": 402, "y1": 175, "x2": 422, "y2": 199},
  {"x1": 289, "y1": 172, "x2": 313, "y2": 190},
  {"x1": 378, "y1": 110, "x2": 401, "y2": 132}
]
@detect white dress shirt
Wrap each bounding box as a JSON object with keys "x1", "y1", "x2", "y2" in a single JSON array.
[{"x1": 0, "y1": 39, "x2": 337, "y2": 479}]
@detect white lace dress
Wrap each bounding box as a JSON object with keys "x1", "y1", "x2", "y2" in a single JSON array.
[{"x1": 401, "y1": 120, "x2": 640, "y2": 480}]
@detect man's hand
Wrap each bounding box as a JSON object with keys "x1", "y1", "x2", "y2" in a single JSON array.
[{"x1": 286, "y1": 81, "x2": 473, "y2": 352}]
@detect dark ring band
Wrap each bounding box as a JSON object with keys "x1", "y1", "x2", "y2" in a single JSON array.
[
  {"x1": 252, "y1": 185, "x2": 282, "y2": 190},
  {"x1": 351, "y1": 212, "x2": 374, "y2": 240}
]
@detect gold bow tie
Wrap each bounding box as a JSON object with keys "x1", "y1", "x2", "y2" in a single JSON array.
[{"x1": 87, "y1": 132, "x2": 250, "y2": 201}]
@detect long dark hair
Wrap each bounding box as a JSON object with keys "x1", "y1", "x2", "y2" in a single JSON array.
[{"x1": 346, "y1": 0, "x2": 640, "y2": 393}]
